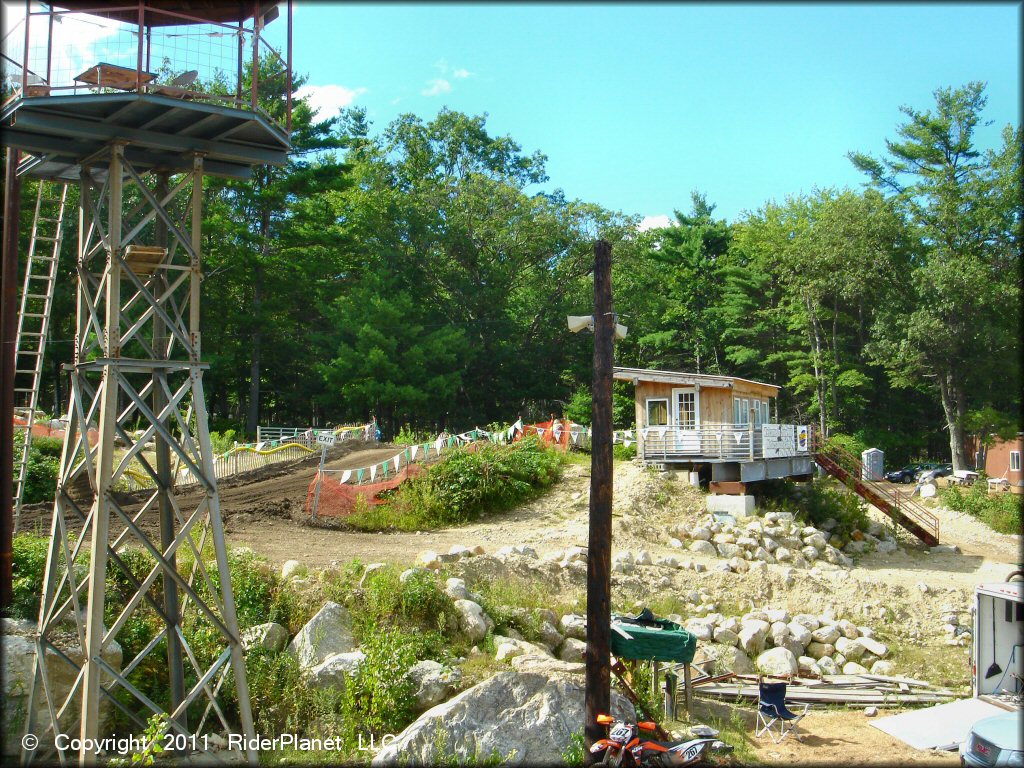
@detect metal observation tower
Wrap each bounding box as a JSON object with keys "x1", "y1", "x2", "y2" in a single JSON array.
[{"x1": 1, "y1": 2, "x2": 291, "y2": 763}]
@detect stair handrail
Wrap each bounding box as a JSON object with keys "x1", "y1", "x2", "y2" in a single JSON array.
[{"x1": 812, "y1": 434, "x2": 939, "y2": 543}]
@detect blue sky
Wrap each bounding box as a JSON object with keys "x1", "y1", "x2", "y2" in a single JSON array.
[{"x1": 269, "y1": 2, "x2": 1021, "y2": 225}]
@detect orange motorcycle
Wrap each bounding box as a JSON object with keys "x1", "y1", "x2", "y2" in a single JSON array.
[{"x1": 590, "y1": 714, "x2": 731, "y2": 767}]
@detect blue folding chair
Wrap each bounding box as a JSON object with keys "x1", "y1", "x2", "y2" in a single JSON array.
[{"x1": 755, "y1": 679, "x2": 809, "y2": 743}]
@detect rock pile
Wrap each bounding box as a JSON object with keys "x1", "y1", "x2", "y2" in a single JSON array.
[
  {"x1": 668, "y1": 511, "x2": 900, "y2": 570},
  {"x1": 679, "y1": 607, "x2": 895, "y2": 677}
]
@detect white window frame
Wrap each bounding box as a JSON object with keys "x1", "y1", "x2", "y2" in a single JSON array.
[
  {"x1": 646, "y1": 398, "x2": 669, "y2": 427},
  {"x1": 734, "y1": 397, "x2": 750, "y2": 426},
  {"x1": 1011, "y1": 451, "x2": 1022, "y2": 472},
  {"x1": 672, "y1": 387, "x2": 699, "y2": 429}
]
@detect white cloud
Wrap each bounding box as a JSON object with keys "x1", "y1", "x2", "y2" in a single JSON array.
[
  {"x1": 421, "y1": 78, "x2": 451, "y2": 97},
  {"x1": 638, "y1": 214, "x2": 672, "y2": 232},
  {"x1": 295, "y1": 83, "x2": 366, "y2": 118},
  {"x1": 453, "y1": 68, "x2": 471, "y2": 79}
]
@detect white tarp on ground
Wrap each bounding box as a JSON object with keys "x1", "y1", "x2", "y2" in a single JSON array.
[{"x1": 870, "y1": 698, "x2": 1006, "y2": 751}]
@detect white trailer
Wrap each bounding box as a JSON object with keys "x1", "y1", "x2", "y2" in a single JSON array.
[{"x1": 973, "y1": 579, "x2": 1024, "y2": 704}]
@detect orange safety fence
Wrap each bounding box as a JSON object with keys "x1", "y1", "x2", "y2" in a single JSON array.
[
  {"x1": 515, "y1": 419, "x2": 580, "y2": 451},
  {"x1": 305, "y1": 463, "x2": 424, "y2": 518},
  {"x1": 14, "y1": 415, "x2": 99, "y2": 446}
]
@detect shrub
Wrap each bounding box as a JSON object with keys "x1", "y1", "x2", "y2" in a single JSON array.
[
  {"x1": 243, "y1": 646, "x2": 346, "y2": 739},
  {"x1": 760, "y1": 477, "x2": 870, "y2": 537},
  {"x1": 348, "y1": 436, "x2": 564, "y2": 531},
  {"x1": 208, "y1": 430, "x2": 238, "y2": 455},
  {"x1": 613, "y1": 443, "x2": 637, "y2": 461},
  {"x1": 944, "y1": 482, "x2": 1022, "y2": 535},
  {"x1": 11, "y1": 532, "x2": 50, "y2": 620},
  {"x1": 339, "y1": 625, "x2": 418, "y2": 745},
  {"x1": 14, "y1": 436, "x2": 63, "y2": 504},
  {"x1": 824, "y1": 432, "x2": 868, "y2": 461},
  {"x1": 393, "y1": 425, "x2": 431, "y2": 445}
]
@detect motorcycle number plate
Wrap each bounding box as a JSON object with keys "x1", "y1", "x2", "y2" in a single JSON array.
[
  {"x1": 610, "y1": 725, "x2": 631, "y2": 741},
  {"x1": 684, "y1": 745, "x2": 702, "y2": 761}
]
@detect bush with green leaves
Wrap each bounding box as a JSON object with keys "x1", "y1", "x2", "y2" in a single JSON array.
[
  {"x1": 12, "y1": 436, "x2": 63, "y2": 504},
  {"x1": 11, "y1": 532, "x2": 50, "y2": 620},
  {"x1": 944, "y1": 482, "x2": 1022, "y2": 535},
  {"x1": 208, "y1": 430, "x2": 238, "y2": 455},
  {"x1": 760, "y1": 477, "x2": 870, "y2": 537},
  {"x1": 348, "y1": 435, "x2": 564, "y2": 531},
  {"x1": 613, "y1": 443, "x2": 637, "y2": 461}
]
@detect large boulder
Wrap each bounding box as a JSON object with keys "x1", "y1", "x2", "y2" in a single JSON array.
[
  {"x1": 3, "y1": 618, "x2": 123, "y2": 754},
  {"x1": 738, "y1": 620, "x2": 770, "y2": 655},
  {"x1": 370, "y1": 670, "x2": 634, "y2": 766},
  {"x1": 559, "y1": 614, "x2": 587, "y2": 641},
  {"x1": 810, "y1": 625, "x2": 841, "y2": 645},
  {"x1": 835, "y1": 637, "x2": 866, "y2": 662},
  {"x1": 288, "y1": 602, "x2": 356, "y2": 669},
  {"x1": 706, "y1": 643, "x2": 754, "y2": 675},
  {"x1": 241, "y1": 622, "x2": 288, "y2": 654},
  {"x1": 408, "y1": 660, "x2": 462, "y2": 711},
  {"x1": 689, "y1": 541, "x2": 716, "y2": 556},
  {"x1": 859, "y1": 636, "x2": 889, "y2": 658},
  {"x1": 307, "y1": 651, "x2": 366, "y2": 690},
  {"x1": 444, "y1": 578, "x2": 470, "y2": 600},
  {"x1": 558, "y1": 638, "x2": 586, "y2": 663},
  {"x1": 756, "y1": 647, "x2": 799, "y2": 677},
  {"x1": 787, "y1": 621, "x2": 812, "y2": 647},
  {"x1": 454, "y1": 600, "x2": 493, "y2": 643},
  {"x1": 494, "y1": 637, "x2": 552, "y2": 662}
]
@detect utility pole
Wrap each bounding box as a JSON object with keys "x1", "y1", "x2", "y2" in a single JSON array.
[
  {"x1": 585, "y1": 239, "x2": 614, "y2": 763},
  {"x1": 1, "y1": 147, "x2": 22, "y2": 617}
]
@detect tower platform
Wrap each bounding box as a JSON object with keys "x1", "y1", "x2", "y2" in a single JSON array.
[{"x1": 3, "y1": 92, "x2": 289, "y2": 180}]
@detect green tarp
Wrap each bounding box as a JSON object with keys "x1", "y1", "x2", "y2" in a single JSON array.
[{"x1": 610, "y1": 615, "x2": 697, "y2": 664}]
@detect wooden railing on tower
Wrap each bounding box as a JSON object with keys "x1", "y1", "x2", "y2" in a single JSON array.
[{"x1": 813, "y1": 435, "x2": 940, "y2": 546}]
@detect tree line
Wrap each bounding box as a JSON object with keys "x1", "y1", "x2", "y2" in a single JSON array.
[{"x1": 16, "y1": 80, "x2": 1021, "y2": 469}]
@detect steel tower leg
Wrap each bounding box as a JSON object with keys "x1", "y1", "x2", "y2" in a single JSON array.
[{"x1": 26, "y1": 144, "x2": 256, "y2": 766}]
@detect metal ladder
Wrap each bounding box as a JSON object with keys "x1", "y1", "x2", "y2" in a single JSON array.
[{"x1": 13, "y1": 180, "x2": 69, "y2": 530}]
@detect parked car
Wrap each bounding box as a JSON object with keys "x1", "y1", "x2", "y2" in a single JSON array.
[
  {"x1": 885, "y1": 463, "x2": 930, "y2": 484},
  {"x1": 959, "y1": 712, "x2": 1023, "y2": 767},
  {"x1": 918, "y1": 463, "x2": 954, "y2": 483}
]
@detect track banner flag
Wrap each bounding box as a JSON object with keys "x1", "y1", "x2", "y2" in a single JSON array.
[
  {"x1": 370, "y1": 465, "x2": 377, "y2": 481},
  {"x1": 411, "y1": 445, "x2": 419, "y2": 461},
  {"x1": 340, "y1": 470, "x2": 352, "y2": 484},
  {"x1": 357, "y1": 468, "x2": 364, "y2": 482},
  {"x1": 394, "y1": 455, "x2": 401, "y2": 472},
  {"x1": 435, "y1": 437, "x2": 444, "y2": 454}
]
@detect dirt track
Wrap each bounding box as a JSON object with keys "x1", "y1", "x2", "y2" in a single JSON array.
[{"x1": 16, "y1": 442, "x2": 404, "y2": 540}]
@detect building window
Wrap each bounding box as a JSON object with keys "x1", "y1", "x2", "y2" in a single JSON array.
[
  {"x1": 676, "y1": 391, "x2": 696, "y2": 428},
  {"x1": 734, "y1": 398, "x2": 751, "y2": 425},
  {"x1": 646, "y1": 398, "x2": 668, "y2": 427},
  {"x1": 1011, "y1": 451, "x2": 1021, "y2": 472}
]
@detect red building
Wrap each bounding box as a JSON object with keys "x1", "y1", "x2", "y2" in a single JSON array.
[{"x1": 968, "y1": 433, "x2": 1023, "y2": 494}]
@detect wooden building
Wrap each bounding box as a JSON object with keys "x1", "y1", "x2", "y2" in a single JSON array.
[
  {"x1": 613, "y1": 367, "x2": 815, "y2": 492},
  {"x1": 968, "y1": 433, "x2": 1024, "y2": 494}
]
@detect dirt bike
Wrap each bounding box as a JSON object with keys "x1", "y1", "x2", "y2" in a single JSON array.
[{"x1": 589, "y1": 714, "x2": 731, "y2": 767}]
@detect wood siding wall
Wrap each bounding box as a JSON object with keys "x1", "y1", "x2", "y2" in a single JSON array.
[{"x1": 635, "y1": 380, "x2": 778, "y2": 428}]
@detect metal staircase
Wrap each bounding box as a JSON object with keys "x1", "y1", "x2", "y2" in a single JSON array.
[
  {"x1": 813, "y1": 435, "x2": 940, "y2": 546},
  {"x1": 12, "y1": 180, "x2": 69, "y2": 530}
]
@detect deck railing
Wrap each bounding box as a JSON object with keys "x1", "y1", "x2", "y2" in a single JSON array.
[
  {"x1": 639, "y1": 423, "x2": 812, "y2": 461},
  {"x1": 1, "y1": 2, "x2": 292, "y2": 134}
]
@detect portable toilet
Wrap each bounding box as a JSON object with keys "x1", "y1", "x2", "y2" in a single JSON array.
[
  {"x1": 862, "y1": 448, "x2": 884, "y2": 481},
  {"x1": 973, "y1": 579, "x2": 1024, "y2": 702}
]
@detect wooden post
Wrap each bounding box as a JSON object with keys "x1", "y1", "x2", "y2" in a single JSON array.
[
  {"x1": 1, "y1": 148, "x2": 22, "y2": 616},
  {"x1": 585, "y1": 240, "x2": 614, "y2": 764},
  {"x1": 683, "y1": 662, "x2": 693, "y2": 718}
]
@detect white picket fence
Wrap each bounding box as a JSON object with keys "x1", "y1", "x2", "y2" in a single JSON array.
[{"x1": 120, "y1": 423, "x2": 372, "y2": 492}]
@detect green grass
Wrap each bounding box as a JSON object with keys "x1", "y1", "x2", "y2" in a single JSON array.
[
  {"x1": 942, "y1": 481, "x2": 1022, "y2": 535},
  {"x1": 345, "y1": 436, "x2": 565, "y2": 531}
]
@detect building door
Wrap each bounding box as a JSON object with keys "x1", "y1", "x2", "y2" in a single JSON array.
[{"x1": 672, "y1": 387, "x2": 700, "y2": 453}]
